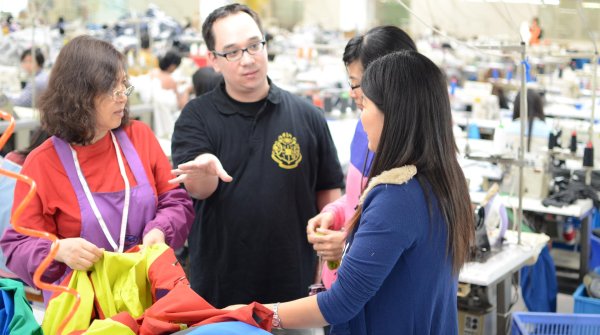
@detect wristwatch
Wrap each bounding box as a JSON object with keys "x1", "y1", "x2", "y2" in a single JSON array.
[{"x1": 272, "y1": 302, "x2": 283, "y2": 329}]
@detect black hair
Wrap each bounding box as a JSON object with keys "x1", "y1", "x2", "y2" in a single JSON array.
[
  {"x1": 512, "y1": 89, "x2": 545, "y2": 152},
  {"x1": 342, "y1": 25, "x2": 416, "y2": 68},
  {"x1": 20, "y1": 48, "x2": 45, "y2": 68},
  {"x1": 192, "y1": 67, "x2": 223, "y2": 97},
  {"x1": 201, "y1": 3, "x2": 263, "y2": 51},
  {"x1": 158, "y1": 50, "x2": 182, "y2": 71},
  {"x1": 352, "y1": 50, "x2": 474, "y2": 275}
]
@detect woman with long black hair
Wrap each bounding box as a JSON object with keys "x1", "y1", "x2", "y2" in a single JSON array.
[{"x1": 229, "y1": 50, "x2": 474, "y2": 334}]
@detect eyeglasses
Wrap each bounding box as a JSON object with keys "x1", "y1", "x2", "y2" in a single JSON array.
[
  {"x1": 213, "y1": 41, "x2": 266, "y2": 62},
  {"x1": 347, "y1": 81, "x2": 361, "y2": 91},
  {"x1": 111, "y1": 85, "x2": 134, "y2": 101}
]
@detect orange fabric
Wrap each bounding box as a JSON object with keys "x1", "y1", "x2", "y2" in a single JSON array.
[
  {"x1": 139, "y1": 285, "x2": 272, "y2": 334},
  {"x1": 147, "y1": 246, "x2": 188, "y2": 302},
  {"x1": 12, "y1": 121, "x2": 176, "y2": 239}
]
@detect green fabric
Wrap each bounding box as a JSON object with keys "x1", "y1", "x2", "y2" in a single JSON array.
[
  {"x1": 0, "y1": 278, "x2": 43, "y2": 335},
  {"x1": 84, "y1": 318, "x2": 136, "y2": 335},
  {"x1": 43, "y1": 243, "x2": 170, "y2": 334}
]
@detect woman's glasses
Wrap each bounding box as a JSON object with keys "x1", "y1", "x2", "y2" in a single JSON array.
[{"x1": 111, "y1": 85, "x2": 134, "y2": 101}]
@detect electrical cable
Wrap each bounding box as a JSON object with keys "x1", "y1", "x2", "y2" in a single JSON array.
[
  {"x1": 393, "y1": 0, "x2": 519, "y2": 59},
  {"x1": 0, "y1": 110, "x2": 80, "y2": 335},
  {"x1": 576, "y1": 0, "x2": 598, "y2": 54},
  {"x1": 499, "y1": 1, "x2": 524, "y2": 42}
]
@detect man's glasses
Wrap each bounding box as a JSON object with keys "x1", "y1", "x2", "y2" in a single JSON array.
[
  {"x1": 111, "y1": 85, "x2": 134, "y2": 101},
  {"x1": 213, "y1": 41, "x2": 266, "y2": 62}
]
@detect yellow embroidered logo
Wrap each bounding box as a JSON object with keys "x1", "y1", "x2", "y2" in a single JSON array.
[{"x1": 271, "y1": 132, "x2": 302, "y2": 169}]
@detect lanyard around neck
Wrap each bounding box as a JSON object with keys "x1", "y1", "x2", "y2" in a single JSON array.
[{"x1": 69, "y1": 131, "x2": 131, "y2": 252}]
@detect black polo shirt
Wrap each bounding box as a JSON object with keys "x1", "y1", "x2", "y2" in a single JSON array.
[{"x1": 172, "y1": 79, "x2": 344, "y2": 308}]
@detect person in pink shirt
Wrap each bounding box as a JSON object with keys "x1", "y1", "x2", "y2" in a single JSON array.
[{"x1": 306, "y1": 26, "x2": 417, "y2": 289}]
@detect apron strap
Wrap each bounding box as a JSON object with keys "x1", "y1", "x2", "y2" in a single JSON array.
[{"x1": 114, "y1": 128, "x2": 150, "y2": 187}]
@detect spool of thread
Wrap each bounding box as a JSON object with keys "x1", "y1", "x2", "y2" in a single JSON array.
[
  {"x1": 548, "y1": 132, "x2": 556, "y2": 150},
  {"x1": 493, "y1": 124, "x2": 506, "y2": 154},
  {"x1": 583, "y1": 141, "x2": 594, "y2": 167},
  {"x1": 468, "y1": 123, "x2": 481, "y2": 139},
  {"x1": 570, "y1": 130, "x2": 577, "y2": 154},
  {"x1": 323, "y1": 96, "x2": 332, "y2": 113},
  {"x1": 450, "y1": 78, "x2": 457, "y2": 96},
  {"x1": 312, "y1": 94, "x2": 324, "y2": 109}
]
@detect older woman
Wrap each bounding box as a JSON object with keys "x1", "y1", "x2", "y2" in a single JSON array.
[{"x1": 1, "y1": 35, "x2": 194, "y2": 303}]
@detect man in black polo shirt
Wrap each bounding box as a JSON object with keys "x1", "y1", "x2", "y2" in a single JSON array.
[{"x1": 169, "y1": 3, "x2": 344, "y2": 318}]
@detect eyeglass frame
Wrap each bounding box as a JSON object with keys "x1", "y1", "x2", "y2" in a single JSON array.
[
  {"x1": 110, "y1": 84, "x2": 134, "y2": 101},
  {"x1": 212, "y1": 40, "x2": 267, "y2": 62},
  {"x1": 347, "y1": 81, "x2": 361, "y2": 91}
]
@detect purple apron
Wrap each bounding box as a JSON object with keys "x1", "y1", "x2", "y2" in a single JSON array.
[{"x1": 45, "y1": 129, "x2": 156, "y2": 302}]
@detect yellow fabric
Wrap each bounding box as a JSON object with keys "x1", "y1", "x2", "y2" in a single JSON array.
[
  {"x1": 42, "y1": 270, "x2": 95, "y2": 335},
  {"x1": 42, "y1": 243, "x2": 170, "y2": 335},
  {"x1": 84, "y1": 319, "x2": 137, "y2": 335}
]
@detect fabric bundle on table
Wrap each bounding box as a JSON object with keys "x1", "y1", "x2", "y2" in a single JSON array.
[{"x1": 43, "y1": 243, "x2": 272, "y2": 335}]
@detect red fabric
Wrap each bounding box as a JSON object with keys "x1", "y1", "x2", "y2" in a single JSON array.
[
  {"x1": 12, "y1": 120, "x2": 176, "y2": 240},
  {"x1": 138, "y1": 285, "x2": 273, "y2": 334},
  {"x1": 147, "y1": 245, "x2": 189, "y2": 302},
  {"x1": 112, "y1": 312, "x2": 140, "y2": 333},
  {"x1": 61, "y1": 246, "x2": 273, "y2": 334}
]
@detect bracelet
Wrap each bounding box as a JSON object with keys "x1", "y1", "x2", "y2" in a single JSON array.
[{"x1": 272, "y1": 302, "x2": 283, "y2": 329}]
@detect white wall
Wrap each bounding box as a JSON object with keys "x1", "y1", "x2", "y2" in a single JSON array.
[
  {"x1": 301, "y1": 0, "x2": 370, "y2": 32},
  {"x1": 409, "y1": 0, "x2": 540, "y2": 40}
]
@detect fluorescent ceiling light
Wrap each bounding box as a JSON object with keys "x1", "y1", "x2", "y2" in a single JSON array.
[
  {"x1": 464, "y1": 0, "x2": 559, "y2": 4},
  {"x1": 582, "y1": 2, "x2": 600, "y2": 9}
]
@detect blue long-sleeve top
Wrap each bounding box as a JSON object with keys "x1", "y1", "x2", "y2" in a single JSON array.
[
  {"x1": 317, "y1": 166, "x2": 459, "y2": 335},
  {"x1": 9, "y1": 70, "x2": 49, "y2": 107}
]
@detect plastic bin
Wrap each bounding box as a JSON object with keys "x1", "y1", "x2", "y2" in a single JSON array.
[
  {"x1": 574, "y1": 284, "x2": 600, "y2": 314},
  {"x1": 591, "y1": 234, "x2": 600, "y2": 271},
  {"x1": 511, "y1": 312, "x2": 600, "y2": 335}
]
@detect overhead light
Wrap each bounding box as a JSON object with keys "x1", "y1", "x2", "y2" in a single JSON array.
[
  {"x1": 464, "y1": 0, "x2": 559, "y2": 4},
  {"x1": 582, "y1": 2, "x2": 600, "y2": 9}
]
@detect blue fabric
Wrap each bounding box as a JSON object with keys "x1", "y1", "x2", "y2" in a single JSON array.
[
  {"x1": 178, "y1": 321, "x2": 271, "y2": 334},
  {"x1": 348, "y1": 119, "x2": 373, "y2": 175},
  {"x1": 0, "y1": 290, "x2": 8, "y2": 334},
  {"x1": 0, "y1": 289, "x2": 14, "y2": 334},
  {"x1": 317, "y1": 178, "x2": 458, "y2": 335},
  {"x1": 0, "y1": 158, "x2": 21, "y2": 277},
  {"x1": 519, "y1": 246, "x2": 557, "y2": 312}
]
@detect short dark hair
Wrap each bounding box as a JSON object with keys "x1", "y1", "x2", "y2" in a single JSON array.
[
  {"x1": 356, "y1": 50, "x2": 473, "y2": 275},
  {"x1": 192, "y1": 67, "x2": 222, "y2": 96},
  {"x1": 140, "y1": 33, "x2": 151, "y2": 49},
  {"x1": 513, "y1": 89, "x2": 545, "y2": 152},
  {"x1": 21, "y1": 48, "x2": 45, "y2": 68},
  {"x1": 342, "y1": 25, "x2": 416, "y2": 68},
  {"x1": 201, "y1": 3, "x2": 263, "y2": 51},
  {"x1": 39, "y1": 35, "x2": 129, "y2": 144},
  {"x1": 158, "y1": 50, "x2": 182, "y2": 71}
]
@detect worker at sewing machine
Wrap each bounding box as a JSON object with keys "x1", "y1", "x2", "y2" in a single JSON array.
[
  {"x1": 499, "y1": 89, "x2": 552, "y2": 199},
  {"x1": 7, "y1": 48, "x2": 49, "y2": 108}
]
